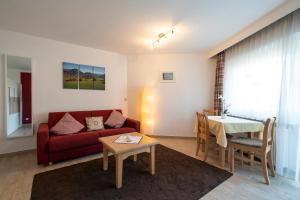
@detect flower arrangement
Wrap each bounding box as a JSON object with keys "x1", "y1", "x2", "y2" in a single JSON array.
[{"x1": 218, "y1": 95, "x2": 230, "y2": 118}]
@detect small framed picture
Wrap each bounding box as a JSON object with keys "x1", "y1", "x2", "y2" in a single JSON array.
[{"x1": 160, "y1": 71, "x2": 176, "y2": 83}]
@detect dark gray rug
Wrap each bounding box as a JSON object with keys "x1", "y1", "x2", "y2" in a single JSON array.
[{"x1": 31, "y1": 145, "x2": 232, "y2": 200}]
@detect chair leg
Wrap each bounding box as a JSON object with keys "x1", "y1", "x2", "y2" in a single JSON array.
[
  {"x1": 203, "y1": 139, "x2": 209, "y2": 161},
  {"x1": 249, "y1": 152, "x2": 254, "y2": 166},
  {"x1": 196, "y1": 137, "x2": 200, "y2": 156},
  {"x1": 215, "y1": 143, "x2": 219, "y2": 155},
  {"x1": 230, "y1": 145, "x2": 234, "y2": 172},
  {"x1": 228, "y1": 143, "x2": 232, "y2": 170},
  {"x1": 241, "y1": 150, "x2": 244, "y2": 167},
  {"x1": 268, "y1": 150, "x2": 276, "y2": 177},
  {"x1": 201, "y1": 139, "x2": 205, "y2": 152},
  {"x1": 262, "y1": 153, "x2": 270, "y2": 185}
]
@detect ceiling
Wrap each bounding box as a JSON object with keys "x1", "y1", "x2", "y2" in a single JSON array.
[{"x1": 0, "y1": 0, "x2": 286, "y2": 54}]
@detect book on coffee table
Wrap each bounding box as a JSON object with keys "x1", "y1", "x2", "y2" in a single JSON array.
[{"x1": 114, "y1": 135, "x2": 143, "y2": 144}]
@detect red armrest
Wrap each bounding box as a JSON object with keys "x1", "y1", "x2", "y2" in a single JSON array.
[
  {"x1": 124, "y1": 118, "x2": 141, "y2": 132},
  {"x1": 37, "y1": 123, "x2": 50, "y2": 164}
]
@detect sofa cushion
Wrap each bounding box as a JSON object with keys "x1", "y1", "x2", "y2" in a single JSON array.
[
  {"x1": 50, "y1": 113, "x2": 85, "y2": 135},
  {"x1": 104, "y1": 110, "x2": 126, "y2": 128},
  {"x1": 91, "y1": 109, "x2": 122, "y2": 122},
  {"x1": 86, "y1": 116, "x2": 104, "y2": 131},
  {"x1": 48, "y1": 127, "x2": 136, "y2": 153},
  {"x1": 48, "y1": 111, "x2": 91, "y2": 129},
  {"x1": 49, "y1": 131, "x2": 100, "y2": 153}
]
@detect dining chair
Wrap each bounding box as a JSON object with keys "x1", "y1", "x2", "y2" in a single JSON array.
[
  {"x1": 229, "y1": 117, "x2": 276, "y2": 184},
  {"x1": 203, "y1": 109, "x2": 218, "y2": 116},
  {"x1": 195, "y1": 112, "x2": 215, "y2": 161}
]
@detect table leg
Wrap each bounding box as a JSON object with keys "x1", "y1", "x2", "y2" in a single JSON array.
[
  {"x1": 150, "y1": 146, "x2": 155, "y2": 175},
  {"x1": 103, "y1": 145, "x2": 108, "y2": 171},
  {"x1": 115, "y1": 154, "x2": 123, "y2": 189},
  {"x1": 201, "y1": 139, "x2": 205, "y2": 152},
  {"x1": 219, "y1": 145, "x2": 225, "y2": 167},
  {"x1": 229, "y1": 144, "x2": 235, "y2": 172},
  {"x1": 249, "y1": 132, "x2": 254, "y2": 166}
]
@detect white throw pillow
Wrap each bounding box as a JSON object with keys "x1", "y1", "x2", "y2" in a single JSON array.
[{"x1": 86, "y1": 116, "x2": 104, "y2": 131}]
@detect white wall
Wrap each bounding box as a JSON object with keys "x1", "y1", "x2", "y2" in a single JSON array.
[
  {"x1": 127, "y1": 54, "x2": 215, "y2": 137},
  {"x1": 0, "y1": 30, "x2": 128, "y2": 154}
]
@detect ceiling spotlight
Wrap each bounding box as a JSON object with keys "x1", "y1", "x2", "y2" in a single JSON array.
[{"x1": 150, "y1": 28, "x2": 175, "y2": 50}]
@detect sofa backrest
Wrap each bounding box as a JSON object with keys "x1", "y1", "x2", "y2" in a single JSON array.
[
  {"x1": 91, "y1": 109, "x2": 122, "y2": 122},
  {"x1": 48, "y1": 109, "x2": 122, "y2": 129}
]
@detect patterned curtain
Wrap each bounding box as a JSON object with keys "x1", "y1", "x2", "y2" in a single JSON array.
[{"x1": 214, "y1": 51, "x2": 225, "y2": 115}]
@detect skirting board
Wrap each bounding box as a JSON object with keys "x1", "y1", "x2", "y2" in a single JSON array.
[{"x1": 0, "y1": 148, "x2": 36, "y2": 158}]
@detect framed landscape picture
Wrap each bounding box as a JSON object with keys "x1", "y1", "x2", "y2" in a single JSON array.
[
  {"x1": 63, "y1": 62, "x2": 79, "y2": 89},
  {"x1": 93, "y1": 66, "x2": 105, "y2": 90},
  {"x1": 63, "y1": 62, "x2": 105, "y2": 90},
  {"x1": 79, "y1": 64, "x2": 94, "y2": 89}
]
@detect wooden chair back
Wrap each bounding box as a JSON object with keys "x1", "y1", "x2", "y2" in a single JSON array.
[
  {"x1": 203, "y1": 109, "x2": 218, "y2": 116},
  {"x1": 262, "y1": 117, "x2": 276, "y2": 150},
  {"x1": 196, "y1": 112, "x2": 210, "y2": 139}
]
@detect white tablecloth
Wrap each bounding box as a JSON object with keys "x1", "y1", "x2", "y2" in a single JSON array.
[{"x1": 194, "y1": 116, "x2": 264, "y2": 147}]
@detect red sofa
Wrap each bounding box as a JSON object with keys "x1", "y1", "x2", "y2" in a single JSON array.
[{"x1": 37, "y1": 109, "x2": 140, "y2": 165}]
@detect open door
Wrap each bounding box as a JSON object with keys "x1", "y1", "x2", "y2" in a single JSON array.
[{"x1": 20, "y1": 72, "x2": 32, "y2": 124}]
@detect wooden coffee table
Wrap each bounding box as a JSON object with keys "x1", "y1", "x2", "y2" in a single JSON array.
[{"x1": 98, "y1": 132, "x2": 160, "y2": 189}]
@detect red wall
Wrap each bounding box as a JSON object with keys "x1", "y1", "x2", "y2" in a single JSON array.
[{"x1": 20, "y1": 72, "x2": 32, "y2": 124}]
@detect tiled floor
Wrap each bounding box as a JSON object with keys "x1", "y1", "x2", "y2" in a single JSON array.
[{"x1": 0, "y1": 136, "x2": 299, "y2": 200}]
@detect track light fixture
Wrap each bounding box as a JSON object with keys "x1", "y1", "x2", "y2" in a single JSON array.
[{"x1": 150, "y1": 28, "x2": 175, "y2": 50}]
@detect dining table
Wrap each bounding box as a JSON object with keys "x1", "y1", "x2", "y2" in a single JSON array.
[{"x1": 194, "y1": 115, "x2": 264, "y2": 167}]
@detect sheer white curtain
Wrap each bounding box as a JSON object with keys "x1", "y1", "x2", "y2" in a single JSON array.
[
  {"x1": 224, "y1": 9, "x2": 300, "y2": 182},
  {"x1": 224, "y1": 19, "x2": 287, "y2": 120},
  {"x1": 276, "y1": 10, "x2": 300, "y2": 183}
]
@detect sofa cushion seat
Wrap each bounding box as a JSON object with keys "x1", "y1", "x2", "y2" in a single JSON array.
[
  {"x1": 49, "y1": 131, "x2": 100, "y2": 153},
  {"x1": 97, "y1": 127, "x2": 137, "y2": 137},
  {"x1": 48, "y1": 127, "x2": 137, "y2": 153}
]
